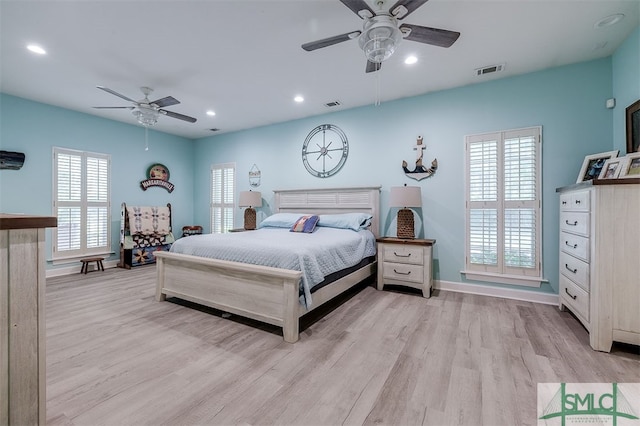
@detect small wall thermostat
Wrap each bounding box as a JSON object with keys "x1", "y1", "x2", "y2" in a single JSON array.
[{"x1": 606, "y1": 98, "x2": 616, "y2": 109}]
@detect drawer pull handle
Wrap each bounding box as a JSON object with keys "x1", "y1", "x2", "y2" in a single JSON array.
[
  {"x1": 565, "y1": 220, "x2": 578, "y2": 226},
  {"x1": 575, "y1": 200, "x2": 581, "y2": 204},
  {"x1": 565, "y1": 241, "x2": 578, "y2": 249},
  {"x1": 565, "y1": 288, "x2": 577, "y2": 300},
  {"x1": 393, "y1": 252, "x2": 411, "y2": 258},
  {"x1": 562, "y1": 201, "x2": 567, "y2": 205},
  {"x1": 393, "y1": 269, "x2": 411, "y2": 275},
  {"x1": 565, "y1": 264, "x2": 578, "y2": 274}
]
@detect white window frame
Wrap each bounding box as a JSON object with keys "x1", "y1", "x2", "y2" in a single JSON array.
[
  {"x1": 210, "y1": 162, "x2": 236, "y2": 233},
  {"x1": 462, "y1": 126, "x2": 543, "y2": 287},
  {"x1": 52, "y1": 147, "x2": 111, "y2": 260}
]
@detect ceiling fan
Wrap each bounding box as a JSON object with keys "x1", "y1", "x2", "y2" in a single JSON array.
[
  {"x1": 93, "y1": 86, "x2": 197, "y2": 127},
  {"x1": 302, "y1": 0, "x2": 460, "y2": 73}
]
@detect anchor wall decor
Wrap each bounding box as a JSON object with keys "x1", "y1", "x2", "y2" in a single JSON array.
[{"x1": 402, "y1": 136, "x2": 437, "y2": 181}]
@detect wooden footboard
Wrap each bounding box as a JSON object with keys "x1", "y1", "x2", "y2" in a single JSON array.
[
  {"x1": 154, "y1": 251, "x2": 303, "y2": 342},
  {"x1": 154, "y1": 251, "x2": 376, "y2": 343}
]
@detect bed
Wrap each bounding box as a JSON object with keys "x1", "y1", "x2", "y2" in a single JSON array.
[{"x1": 154, "y1": 186, "x2": 380, "y2": 343}]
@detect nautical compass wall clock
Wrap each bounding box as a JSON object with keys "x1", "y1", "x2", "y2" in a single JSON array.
[{"x1": 302, "y1": 124, "x2": 349, "y2": 178}]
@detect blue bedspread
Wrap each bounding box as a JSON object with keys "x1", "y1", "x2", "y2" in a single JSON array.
[{"x1": 169, "y1": 227, "x2": 376, "y2": 308}]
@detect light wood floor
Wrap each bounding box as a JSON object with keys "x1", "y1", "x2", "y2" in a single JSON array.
[{"x1": 46, "y1": 267, "x2": 639, "y2": 426}]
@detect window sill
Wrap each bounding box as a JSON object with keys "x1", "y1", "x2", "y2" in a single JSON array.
[
  {"x1": 461, "y1": 270, "x2": 547, "y2": 288},
  {"x1": 49, "y1": 251, "x2": 115, "y2": 265}
]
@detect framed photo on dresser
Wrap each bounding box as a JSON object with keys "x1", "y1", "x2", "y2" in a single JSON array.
[
  {"x1": 598, "y1": 157, "x2": 626, "y2": 179},
  {"x1": 619, "y1": 152, "x2": 640, "y2": 178},
  {"x1": 576, "y1": 150, "x2": 619, "y2": 183}
]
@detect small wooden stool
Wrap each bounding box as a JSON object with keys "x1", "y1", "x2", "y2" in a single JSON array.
[{"x1": 80, "y1": 256, "x2": 105, "y2": 274}]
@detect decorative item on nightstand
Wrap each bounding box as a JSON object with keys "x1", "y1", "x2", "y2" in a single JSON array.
[
  {"x1": 239, "y1": 190, "x2": 262, "y2": 230},
  {"x1": 390, "y1": 184, "x2": 422, "y2": 239}
]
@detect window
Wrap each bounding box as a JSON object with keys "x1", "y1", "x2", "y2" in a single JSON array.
[
  {"x1": 53, "y1": 147, "x2": 110, "y2": 259},
  {"x1": 210, "y1": 163, "x2": 235, "y2": 233},
  {"x1": 464, "y1": 126, "x2": 542, "y2": 287}
]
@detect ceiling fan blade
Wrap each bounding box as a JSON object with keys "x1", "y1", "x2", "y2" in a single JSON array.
[
  {"x1": 160, "y1": 109, "x2": 197, "y2": 123},
  {"x1": 92, "y1": 106, "x2": 135, "y2": 109},
  {"x1": 389, "y1": 0, "x2": 429, "y2": 19},
  {"x1": 365, "y1": 61, "x2": 381, "y2": 73},
  {"x1": 400, "y1": 23, "x2": 460, "y2": 47},
  {"x1": 150, "y1": 96, "x2": 180, "y2": 108},
  {"x1": 302, "y1": 31, "x2": 361, "y2": 51},
  {"x1": 339, "y1": 0, "x2": 375, "y2": 18},
  {"x1": 96, "y1": 86, "x2": 137, "y2": 103}
]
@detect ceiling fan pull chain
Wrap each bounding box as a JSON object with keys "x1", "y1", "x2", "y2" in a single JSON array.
[
  {"x1": 375, "y1": 67, "x2": 382, "y2": 106},
  {"x1": 144, "y1": 126, "x2": 149, "y2": 151}
]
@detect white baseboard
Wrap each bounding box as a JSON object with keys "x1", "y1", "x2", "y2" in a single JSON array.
[
  {"x1": 46, "y1": 259, "x2": 120, "y2": 278},
  {"x1": 434, "y1": 279, "x2": 559, "y2": 305}
]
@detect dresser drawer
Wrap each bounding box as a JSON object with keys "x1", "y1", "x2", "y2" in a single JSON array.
[
  {"x1": 560, "y1": 190, "x2": 590, "y2": 212},
  {"x1": 560, "y1": 231, "x2": 589, "y2": 262},
  {"x1": 560, "y1": 275, "x2": 589, "y2": 322},
  {"x1": 559, "y1": 251, "x2": 589, "y2": 291},
  {"x1": 560, "y1": 211, "x2": 590, "y2": 236},
  {"x1": 383, "y1": 261, "x2": 424, "y2": 284},
  {"x1": 381, "y1": 245, "x2": 424, "y2": 265}
]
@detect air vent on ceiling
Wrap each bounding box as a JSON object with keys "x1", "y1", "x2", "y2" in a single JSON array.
[
  {"x1": 324, "y1": 100, "x2": 342, "y2": 108},
  {"x1": 208, "y1": 128, "x2": 220, "y2": 132},
  {"x1": 475, "y1": 63, "x2": 505, "y2": 76}
]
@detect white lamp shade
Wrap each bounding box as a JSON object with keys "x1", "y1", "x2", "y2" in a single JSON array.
[
  {"x1": 389, "y1": 186, "x2": 422, "y2": 208},
  {"x1": 239, "y1": 191, "x2": 262, "y2": 208}
]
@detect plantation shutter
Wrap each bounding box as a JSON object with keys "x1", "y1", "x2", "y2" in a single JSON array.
[
  {"x1": 465, "y1": 127, "x2": 542, "y2": 284},
  {"x1": 53, "y1": 148, "x2": 110, "y2": 258},
  {"x1": 211, "y1": 163, "x2": 235, "y2": 233}
]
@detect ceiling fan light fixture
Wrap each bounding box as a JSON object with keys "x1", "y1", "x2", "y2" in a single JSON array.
[
  {"x1": 358, "y1": 15, "x2": 402, "y2": 63},
  {"x1": 133, "y1": 109, "x2": 158, "y2": 127}
]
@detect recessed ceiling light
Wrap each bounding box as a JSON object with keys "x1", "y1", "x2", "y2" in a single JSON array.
[
  {"x1": 206, "y1": 110, "x2": 216, "y2": 116},
  {"x1": 294, "y1": 95, "x2": 304, "y2": 103},
  {"x1": 404, "y1": 55, "x2": 418, "y2": 65},
  {"x1": 594, "y1": 14, "x2": 625, "y2": 28},
  {"x1": 27, "y1": 44, "x2": 46, "y2": 55}
]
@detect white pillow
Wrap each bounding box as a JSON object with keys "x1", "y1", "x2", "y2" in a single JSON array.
[
  {"x1": 259, "y1": 213, "x2": 311, "y2": 229},
  {"x1": 317, "y1": 213, "x2": 373, "y2": 231}
]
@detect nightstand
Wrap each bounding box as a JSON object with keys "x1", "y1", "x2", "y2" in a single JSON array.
[{"x1": 376, "y1": 237, "x2": 436, "y2": 298}]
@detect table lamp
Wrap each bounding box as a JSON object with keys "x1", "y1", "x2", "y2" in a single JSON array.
[
  {"x1": 389, "y1": 185, "x2": 422, "y2": 239},
  {"x1": 239, "y1": 190, "x2": 262, "y2": 230}
]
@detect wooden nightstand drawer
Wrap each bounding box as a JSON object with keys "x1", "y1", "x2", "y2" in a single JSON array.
[
  {"x1": 376, "y1": 237, "x2": 435, "y2": 298},
  {"x1": 381, "y1": 245, "x2": 424, "y2": 265},
  {"x1": 383, "y1": 262, "x2": 424, "y2": 284}
]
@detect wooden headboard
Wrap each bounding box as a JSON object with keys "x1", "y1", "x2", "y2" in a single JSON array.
[{"x1": 273, "y1": 186, "x2": 381, "y2": 237}]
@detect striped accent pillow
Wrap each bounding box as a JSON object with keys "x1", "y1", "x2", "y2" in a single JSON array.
[{"x1": 290, "y1": 215, "x2": 319, "y2": 233}]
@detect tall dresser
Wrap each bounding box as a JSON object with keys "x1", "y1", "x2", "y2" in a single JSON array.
[
  {"x1": 556, "y1": 179, "x2": 640, "y2": 352},
  {"x1": 1, "y1": 214, "x2": 56, "y2": 425}
]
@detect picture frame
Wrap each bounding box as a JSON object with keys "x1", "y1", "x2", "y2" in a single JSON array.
[
  {"x1": 626, "y1": 99, "x2": 640, "y2": 154},
  {"x1": 576, "y1": 150, "x2": 619, "y2": 183},
  {"x1": 619, "y1": 152, "x2": 640, "y2": 178},
  {"x1": 598, "y1": 157, "x2": 625, "y2": 180}
]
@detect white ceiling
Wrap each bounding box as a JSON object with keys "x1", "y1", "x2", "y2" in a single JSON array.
[{"x1": 1, "y1": 0, "x2": 638, "y2": 140}]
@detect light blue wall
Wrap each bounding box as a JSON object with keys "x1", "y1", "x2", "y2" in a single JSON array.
[
  {"x1": 3, "y1": 25, "x2": 637, "y2": 287},
  {"x1": 0, "y1": 94, "x2": 195, "y2": 267},
  {"x1": 612, "y1": 26, "x2": 640, "y2": 153},
  {"x1": 194, "y1": 57, "x2": 616, "y2": 295}
]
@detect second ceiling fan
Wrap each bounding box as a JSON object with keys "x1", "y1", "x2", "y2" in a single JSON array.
[{"x1": 302, "y1": 0, "x2": 460, "y2": 73}]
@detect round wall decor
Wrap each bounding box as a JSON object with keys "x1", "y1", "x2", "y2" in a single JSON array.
[{"x1": 301, "y1": 124, "x2": 349, "y2": 178}]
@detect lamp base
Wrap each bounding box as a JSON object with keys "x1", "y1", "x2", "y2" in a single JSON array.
[
  {"x1": 244, "y1": 208, "x2": 257, "y2": 230},
  {"x1": 396, "y1": 208, "x2": 415, "y2": 239}
]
